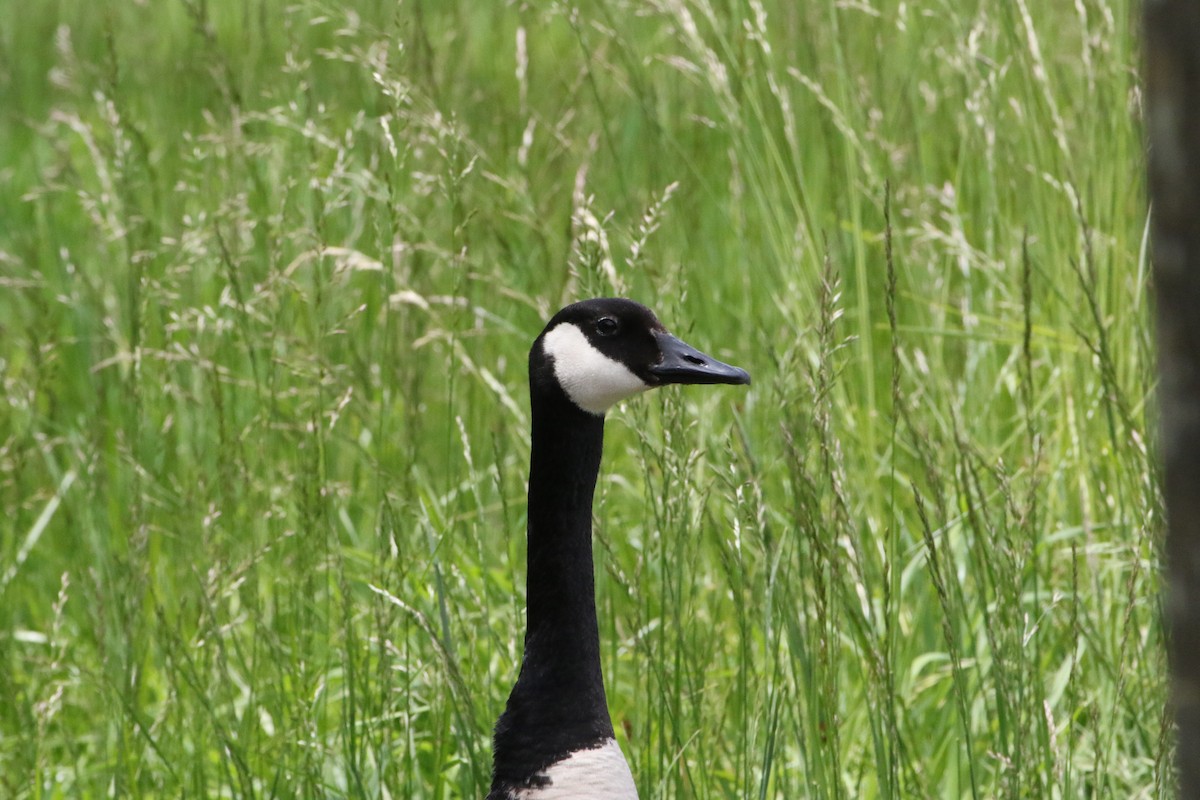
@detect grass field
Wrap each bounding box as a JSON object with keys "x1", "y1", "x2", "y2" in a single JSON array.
[{"x1": 0, "y1": 0, "x2": 1161, "y2": 797}]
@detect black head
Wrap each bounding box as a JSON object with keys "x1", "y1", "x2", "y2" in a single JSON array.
[{"x1": 531, "y1": 298, "x2": 750, "y2": 415}]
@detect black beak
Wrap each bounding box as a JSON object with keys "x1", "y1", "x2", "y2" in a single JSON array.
[{"x1": 648, "y1": 332, "x2": 751, "y2": 386}]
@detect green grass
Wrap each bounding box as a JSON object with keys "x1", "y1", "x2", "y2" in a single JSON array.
[{"x1": 0, "y1": 0, "x2": 1160, "y2": 797}]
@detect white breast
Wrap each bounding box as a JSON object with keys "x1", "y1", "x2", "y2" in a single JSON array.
[
  {"x1": 514, "y1": 738, "x2": 638, "y2": 799},
  {"x1": 542, "y1": 323, "x2": 649, "y2": 415}
]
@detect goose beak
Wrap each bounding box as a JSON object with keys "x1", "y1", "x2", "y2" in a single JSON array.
[{"x1": 649, "y1": 332, "x2": 751, "y2": 386}]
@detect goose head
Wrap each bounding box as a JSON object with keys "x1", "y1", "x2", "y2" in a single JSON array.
[{"x1": 531, "y1": 298, "x2": 751, "y2": 415}]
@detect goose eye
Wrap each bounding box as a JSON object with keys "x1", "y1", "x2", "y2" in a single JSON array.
[{"x1": 595, "y1": 317, "x2": 619, "y2": 337}]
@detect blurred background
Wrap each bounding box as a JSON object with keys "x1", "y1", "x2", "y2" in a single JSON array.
[{"x1": 0, "y1": 1, "x2": 1158, "y2": 797}]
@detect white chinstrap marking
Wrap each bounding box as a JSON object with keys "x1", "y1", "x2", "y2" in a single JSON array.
[
  {"x1": 542, "y1": 323, "x2": 649, "y2": 415},
  {"x1": 514, "y1": 738, "x2": 638, "y2": 800}
]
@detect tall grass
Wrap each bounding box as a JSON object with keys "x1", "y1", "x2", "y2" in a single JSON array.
[{"x1": 0, "y1": 0, "x2": 1159, "y2": 797}]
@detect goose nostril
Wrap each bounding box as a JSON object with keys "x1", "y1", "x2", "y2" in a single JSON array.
[{"x1": 683, "y1": 354, "x2": 705, "y2": 366}]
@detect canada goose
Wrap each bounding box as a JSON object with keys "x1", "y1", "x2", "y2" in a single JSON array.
[{"x1": 487, "y1": 298, "x2": 750, "y2": 799}]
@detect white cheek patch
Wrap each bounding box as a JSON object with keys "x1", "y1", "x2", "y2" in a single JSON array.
[
  {"x1": 515, "y1": 739, "x2": 639, "y2": 799},
  {"x1": 542, "y1": 323, "x2": 650, "y2": 415}
]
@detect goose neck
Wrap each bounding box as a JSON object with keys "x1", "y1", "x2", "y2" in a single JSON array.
[{"x1": 523, "y1": 393, "x2": 606, "y2": 680}]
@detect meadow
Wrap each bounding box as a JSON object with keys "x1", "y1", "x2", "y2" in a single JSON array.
[{"x1": 0, "y1": 0, "x2": 1160, "y2": 797}]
